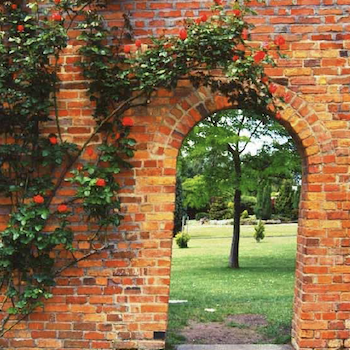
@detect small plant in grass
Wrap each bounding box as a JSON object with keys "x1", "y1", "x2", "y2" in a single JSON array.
[
  {"x1": 175, "y1": 232, "x2": 191, "y2": 248},
  {"x1": 254, "y1": 220, "x2": 265, "y2": 242}
]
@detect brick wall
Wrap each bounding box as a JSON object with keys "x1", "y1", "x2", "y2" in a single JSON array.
[{"x1": 2, "y1": 0, "x2": 350, "y2": 349}]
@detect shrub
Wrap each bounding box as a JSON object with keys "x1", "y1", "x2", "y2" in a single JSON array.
[
  {"x1": 241, "y1": 209, "x2": 249, "y2": 219},
  {"x1": 254, "y1": 220, "x2": 265, "y2": 242},
  {"x1": 195, "y1": 212, "x2": 209, "y2": 221},
  {"x1": 241, "y1": 195, "x2": 257, "y2": 214},
  {"x1": 275, "y1": 180, "x2": 294, "y2": 218},
  {"x1": 255, "y1": 183, "x2": 272, "y2": 220},
  {"x1": 175, "y1": 232, "x2": 191, "y2": 248},
  {"x1": 209, "y1": 197, "x2": 233, "y2": 220}
]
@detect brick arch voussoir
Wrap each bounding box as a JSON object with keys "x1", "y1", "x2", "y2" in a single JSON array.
[{"x1": 151, "y1": 85, "x2": 334, "y2": 163}]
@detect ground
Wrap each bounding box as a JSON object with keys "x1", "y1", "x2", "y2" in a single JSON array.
[{"x1": 166, "y1": 222, "x2": 297, "y2": 349}]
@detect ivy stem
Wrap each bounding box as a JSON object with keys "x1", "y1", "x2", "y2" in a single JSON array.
[
  {"x1": 54, "y1": 243, "x2": 110, "y2": 276},
  {"x1": 0, "y1": 314, "x2": 27, "y2": 338}
]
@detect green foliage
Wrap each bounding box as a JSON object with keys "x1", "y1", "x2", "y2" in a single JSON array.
[
  {"x1": 175, "y1": 232, "x2": 191, "y2": 248},
  {"x1": 241, "y1": 195, "x2": 257, "y2": 214},
  {"x1": 182, "y1": 175, "x2": 210, "y2": 210},
  {"x1": 244, "y1": 142, "x2": 301, "y2": 195},
  {"x1": 174, "y1": 177, "x2": 186, "y2": 235},
  {"x1": 241, "y1": 209, "x2": 249, "y2": 219},
  {"x1": 275, "y1": 180, "x2": 294, "y2": 218},
  {"x1": 195, "y1": 212, "x2": 209, "y2": 221},
  {"x1": 209, "y1": 197, "x2": 233, "y2": 220},
  {"x1": 178, "y1": 109, "x2": 296, "y2": 212},
  {"x1": 291, "y1": 185, "x2": 301, "y2": 220},
  {"x1": 254, "y1": 220, "x2": 265, "y2": 242},
  {"x1": 255, "y1": 183, "x2": 272, "y2": 220}
]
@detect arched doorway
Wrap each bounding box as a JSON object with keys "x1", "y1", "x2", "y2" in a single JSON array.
[
  {"x1": 168, "y1": 107, "x2": 302, "y2": 347},
  {"x1": 145, "y1": 84, "x2": 336, "y2": 350}
]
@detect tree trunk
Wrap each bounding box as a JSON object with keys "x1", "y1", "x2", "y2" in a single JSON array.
[
  {"x1": 228, "y1": 146, "x2": 242, "y2": 269},
  {"x1": 229, "y1": 187, "x2": 241, "y2": 268}
]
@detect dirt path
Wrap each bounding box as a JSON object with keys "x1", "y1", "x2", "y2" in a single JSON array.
[{"x1": 180, "y1": 314, "x2": 288, "y2": 345}]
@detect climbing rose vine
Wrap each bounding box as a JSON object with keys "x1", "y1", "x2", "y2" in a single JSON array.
[{"x1": 0, "y1": 0, "x2": 285, "y2": 335}]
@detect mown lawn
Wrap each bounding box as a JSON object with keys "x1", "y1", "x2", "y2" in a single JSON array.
[{"x1": 166, "y1": 223, "x2": 297, "y2": 348}]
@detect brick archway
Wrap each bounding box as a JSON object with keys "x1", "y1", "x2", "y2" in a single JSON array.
[{"x1": 142, "y1": 84, "x2": 344, "y2": 350}]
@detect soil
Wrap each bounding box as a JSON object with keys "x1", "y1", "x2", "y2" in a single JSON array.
[{"x1": 180, "y1": 314, "x2": 271, "y2": 344}]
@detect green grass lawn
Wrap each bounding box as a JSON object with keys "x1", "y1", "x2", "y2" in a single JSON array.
[{"x1": 166, "y1": 223, "x2": 297, "y2": 348}]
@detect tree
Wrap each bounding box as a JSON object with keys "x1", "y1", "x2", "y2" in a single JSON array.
[
  {"x1": 292, "y1": 185, "x2": 301, "y2": 219},
  {"x1": 177, "y1": 109, "x2": 295, "y2": 268},
  {"x1": 275, "y1": 179, "x2": 294, "y2": 218},
  {"x1": 182, "y1": 175, "x2": 210, "y2": 210},
  {"x1": 255, "y1": 182, "x2": 272, "y2": 220},
  {"x1": 173, "y1": 177, "x2": 186, "y2": 235},
  {"x1": 209, "y1": 197, "x2": 233, "y2": 220},
  {"x1": 254, "y1": 220, "x2": 265, "y2": 242}
]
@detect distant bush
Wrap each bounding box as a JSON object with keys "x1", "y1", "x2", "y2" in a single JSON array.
[
  {"x1": 255, "y1": 183, "x2": 272, "y2": 220},
  {"x1": 241, "y1": 210, "x2": 249, "y2": 219},
  {"x1": 175, "y1": 232, "x2": 191, "y2": 248},
  {"x1": 195, "y1": 212, "x2": 208, "y2": 221},
  {"x1": 254, "y1": 220, "x2": 265, "y2": 242},
  {"x1": 275, "y1": 180, "x2": 294, "y2": 218},
  {"x1": 241, "y1": 196, "x2": 257, "y2": 214},
  {"x1": 209, "y1": 197, "x2": 233, "y2": 220}
]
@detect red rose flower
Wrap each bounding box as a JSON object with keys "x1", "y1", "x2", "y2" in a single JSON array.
[
  {"x1": 195, "y1": 18, "x2": 202, "y2": 25},
  {"x1": 201, "y1": 14, "x2": 208, "y2": 22},
  {"x1": 254, "y1": 51, "x2": 266, "y2": 63},
  {"x1": 275, "y1": 112, "x2": 282, "y2": 120},
  {"x1": 135, "y1": 39, "x2": 142, "y2": 48},
  {"x1": 49, "y1": 136, "x2": 58, "y2": 145},
  {"x1": 179, "y1": 28, "x2": 187, "y2": 41},
  {"x1": 11, "y1": 4, "x2": 17, "y2": 10},
  {"x1": 96, "y1": 178, "x2": 106, "y2": 187},
  {"x1": 124, "y1": 45, "x2": 131, "y2": 54},
  {"x1": 54, "y1": 0, "x2": 61, "y2": 4},
  {"x1": 17, "y1": 24, "x2": 24, "y2": 32},
  {"x1": 122, "y1": 117, "x2": 134, "y2": 127},
  {"x1": 232, "y1": 55, "x2": 239, "y2": 62},
  {"x1": 58, "y1": 204, "x2": 68, "y2": 213},
  {"x1": 52, "y1": 12, "x2": 62, "y2": 21},
  {"x1": 33, "y1": 195, "x2": 44, "y2": 204},
  {"x1": 261, "y1": 76, "x2": 269, "y2": 84},
  {"x1": 274, "y1": 35, "x2": 285, "y2": 46},
  {"x1": 269, "y1": 84, "x2": 278, "y2": 94},
  {"x1": 233, "y1": 9, "x2": 241, "y2": 16},
  {"x1": 214, "y1": 0, "x2": 223, "y2": 5},
  {"x1": 86, "y1": 148, "x2": 94, "y2": 157},
  {"x1": 242, "y1": 28, "x2": 248, "y2": 40}
]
